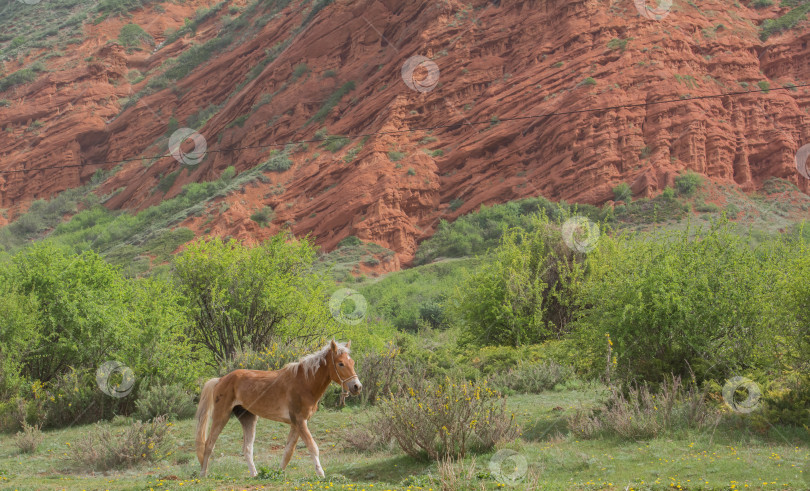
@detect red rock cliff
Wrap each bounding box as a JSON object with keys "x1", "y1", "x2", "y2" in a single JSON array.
[{"x1": 2, "y1": 0, "x2": 810, "y2": 263}]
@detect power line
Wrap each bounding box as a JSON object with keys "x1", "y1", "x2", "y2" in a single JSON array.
[{"x1": 1, "y1": 81, "x2": 808, "y2": 176}]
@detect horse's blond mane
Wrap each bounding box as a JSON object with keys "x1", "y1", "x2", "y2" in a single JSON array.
[{"x1": 285, "y1": 342, "x2": 350, "y2": 379}]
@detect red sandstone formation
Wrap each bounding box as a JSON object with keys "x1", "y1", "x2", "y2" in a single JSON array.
[{"x1": 2, "y1": 0, "x2": 810, "y2": 263}]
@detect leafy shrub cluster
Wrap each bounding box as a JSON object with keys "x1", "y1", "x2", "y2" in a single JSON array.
[
  {"x1": 574, "y1": 221, "x2": 785, "y2": 384},
  {"x1": 260, "y1": 151, "x2": 293, "y2": 172},
  {"x1": 450, "y1": 212, "x2": 587, "y2": 346},
  {"x1": 133, "y1": 384, "x2": 196, "y2": 421},
  {"x1": 118, "y1": 23, "x2": 153, "y2": 49},
  {"x1": 413, "y1": 197, "x2": 607, "y2": 264},
  {"x1": 174, "y1": 234, "x2": 334, "y2": 363},
  {"x1": 568, "y1": 377, "x2": 718, "y2": 439},
  {"x1": 69, "y1": 415, "x2": 171, "y2": 470},
  {"x1": 488, "y1": 361, "x2": 575, "y2": 394},
  {"x1": 0, "y1": 244, "x2": 202, "y2": 429},
  {"x1": 760, "y1": 1, "x2": 810, "y2": 40},
  {"x1": 377, "y1": 378, "x2": 518, "y2": 460},
  {"x1": 0, "y1": 62, "x2": 45, "y2": 93}
]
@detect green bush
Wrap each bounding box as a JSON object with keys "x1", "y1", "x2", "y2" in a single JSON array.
[
  {"x1": 0, "y1": 244, "x2": 203, "y2": 427},
  {"x1": 250, "y1": 206, "x2": 275, "y2": 227},
  {"x1": 338, "y1": 235, "x2": 362, "y2": 248},
  {"x1": 568, "y1": 377, "x2": 718, "y2": 439},
  {"x1": 218, "y1": 343, "x2": 311, "y2": 375},
  {"x1": 69, "y1": 415, "x2": 171, "y2": 470},
  {"x1": 674, "y1": 171, "x2": 703, "y2": 196},
  {"x1": 14, "y1": 422, "x2": 43, "y2": 454},
  {"x1": 291, "y1": 63, "x2": 309, "y2": 81},
  {"x1": 133, "y1": 384, "x2": 196, "y2": 421},
  {"x1": 118, "y1": 23, "x2": 152, "y2": 48},
  {"x1": 322, "y1": 135, "x2": 350, "y2": 152},
  {"x1": 612, "y1": 182, "x2": 632, "y2": 202},
  {"x1": 301, "y1": 0, "x2": 334, "y2": 26},
  {"x1": 760, "y1": 2, "x2": 810, "y2": 40},
  {"x1": 450, "y1": 212, "x2": 587, "y2": 346},
  {"x1": 260, "y1": 151, "x2": 292, "y2": 172},
  {"x1": 173, "y1": 234, "x2": 335, "y2": 363},
  {"x1": 0, "y1": 64, "x2": 44, "y2": 93},
  {"x1": 413, "y1": 197, "x2": 606, "y2": 265},
  {"x1": 574, "y1": 221, "x2": 779, "y2": 384},
  {"x1": 488, "y1": 361, "x2": 575, "y2": 394},
  {"x1": 377, "y1": 378, "x2": 518, "y2": 460}
]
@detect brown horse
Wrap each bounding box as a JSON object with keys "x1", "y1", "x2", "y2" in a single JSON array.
[{"x1": 195, "y1": 340, "x2": 362, "y2": 478}]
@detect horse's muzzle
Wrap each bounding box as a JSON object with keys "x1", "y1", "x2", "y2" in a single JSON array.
[{"x1": 349, "y1": 381, "x2": 362, "y2": 395}]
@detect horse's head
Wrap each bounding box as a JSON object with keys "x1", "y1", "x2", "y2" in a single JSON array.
[{"x1": 330, "y1": 339, "x2": 362, "y2": 395}]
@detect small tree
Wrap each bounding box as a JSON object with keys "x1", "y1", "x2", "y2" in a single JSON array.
[
  {"x1": 450, "y1": 213, "x2": 587, "y2": 346},
  {"x1": 173, "y1": 233, "x2": 334, "y2": 364}
]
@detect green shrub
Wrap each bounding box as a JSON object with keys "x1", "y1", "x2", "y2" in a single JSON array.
[
  {"x1": 388, "y1": 151, "x2": 406, "y2": 162},
  {"x1": 0, "y1": 65, "x2": 43, "y2": 93},
  {"x1": 301, "y1": 0, "x2": 334, "y2": 26},
  {"x1": 157, "y1": 170, "x2": 180, "y2": 193},
  {"x1": 260, "y1": 151, "x2": 292, "y2": 172},
  {"x1": 322, "y1": 135, "x2": 350, "y2": 152},
  {"x1": 760, "y1": 2, "x2": 810, "y2": 40},
  {"x1": 338, "y1": 235, "x2": 362, "y2": 248},
  {"x1": 607, "y1": 38, "x2": 629, "y2": 51},
  {"x1": 752, "y1": 0, "x2": 773, "y2": 7},
  {"x1": 757, "y1": 80, "x2": 771, "y2": 93},
  {"x1": 407, "y1": 167, "x2": 416, "y2": 176},
  {"x1": 568, "y1": 377, "x2": 718, "y2": 439},
  {"x1": 661, "y1": 186, "x2": 676, "y2": 200},
  {"x1": 118, "y1": 23, "x2": 153, "y2": 48},
  {"x1": 695, "y1": 200, "x2": 720, "y2": 212},
  {"x1": 612, "y1": 182, "x2": 632, "y2": 202},
  {"x1": 133, "y1": 384, "x2": 196, "y2": 421},
  {"x1": 582, "y1": 77, "x2": 597, "y2": 86},
  {"x1": 448, "y1": 198, "x2": 464, "y2": 212},
  {"x1": 69, "y1": 415, "x2": 171, "y2": 470},
  {"x1": 488, "y1": 361, "x2": 575, "y2": 394},
  {"x1": 377, "y1": 378, "x2": 518, "y2": 460},
  {"x1": 574, "y1": 221, "x2": 778, "y2": 384},
  {"x1": 291, "y1": 63, "x2": 309, "y2": 81},
  {"x1": 450, "y1": 212, "x2": 587, "y2": 346},
  {"x1": 250, "y1": 206, "x2": 275, "y2": 226},
  {"x1": 173, "y1": 234, "x2": 334, "y2": 363},
  {"x1": 218, "y1": 343, "x2": 311, "y2": 375},
  {"x1": 674, "y1": 171, "x2": 703, "y2": 196}
]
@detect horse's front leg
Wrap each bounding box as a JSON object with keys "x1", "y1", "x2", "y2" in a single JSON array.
[
  {"x1": 295, "y1": 420, "x2": 324, "y2": 478},
  {"x1": 280, "y1": 425, "x2": 299, "y2": 470}
]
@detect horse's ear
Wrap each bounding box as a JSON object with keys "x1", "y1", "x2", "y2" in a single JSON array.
[
  {"x1": 345, "y1": 340, "x2": 351, "y2": 348},
  {"x1": 330, "y1": 339, "x2": 338, "y2": 352}
]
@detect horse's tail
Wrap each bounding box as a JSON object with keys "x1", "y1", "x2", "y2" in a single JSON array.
[{"x1": 195, "y1": 377, "x2": 220, "y2": 466}]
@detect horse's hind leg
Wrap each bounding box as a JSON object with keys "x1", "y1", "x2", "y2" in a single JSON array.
[
  {"x1": 280, "y1": 425, "x2": 299, "y2": 470},
  {"x1": 235, "y1": 406, "x2": 259, "y2": 477},
  {"x1": 296, "y1": 420, "x2": 324, "y2": 478},
  {"x1": 201, "y1": 404, "x2": 230, "y2": 477}
]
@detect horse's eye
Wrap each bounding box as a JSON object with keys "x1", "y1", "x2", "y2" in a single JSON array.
[{"x1": 338, "y1": 362, "x2": 344, "y2": 367}]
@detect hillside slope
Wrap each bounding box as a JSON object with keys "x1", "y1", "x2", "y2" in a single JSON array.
[{"x1": 1, "y1": 0, "x2": 810, "y2": 263}]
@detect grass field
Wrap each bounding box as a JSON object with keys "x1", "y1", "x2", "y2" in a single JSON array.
[{"x1": 1, "y1": 388, "x2": 807, "y2": 490}]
